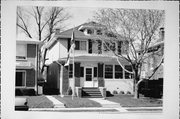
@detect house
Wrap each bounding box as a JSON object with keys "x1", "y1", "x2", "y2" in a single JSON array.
[
  {"x1": 15, "y1": 35, "x2": 42, "y2": 96},
  {"x1": 139, "y1": 28, "x2": 164, "y2": 98},
  {"x1": 44, "y1": 22, "x2": 134, "y2": 96}
]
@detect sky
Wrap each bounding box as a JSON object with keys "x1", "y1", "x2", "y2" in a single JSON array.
[{"x1": 63, "y1": 7, "x2": 100, "y2": 30}]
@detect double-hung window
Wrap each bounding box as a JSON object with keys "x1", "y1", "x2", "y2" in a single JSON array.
[
  {"x1": 125, "y1": 65, "x2": 133, "y2": 79},
  {"x1": 75, "y1": 41, "x2": 87, "y2": 51},
  {"x1": 16, "y1": 70, "x2": 26, "y2": 87},
  {"x1": 69, "y1": 64, "x2": 73, "y2": 78},
  {"x1": 16, "y1": 44, "x2": 27, "y2": 60},
  {"x1": 105, "y1": 65, "x2": 113, "y2": 79},
  {"x1": 115, "y1": 65, "x2": 123, "y2": 79}
]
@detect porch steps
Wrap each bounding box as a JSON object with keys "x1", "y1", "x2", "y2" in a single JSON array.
[{"x1": 82, "y1": 87, "x2": 102, "y2": 98}]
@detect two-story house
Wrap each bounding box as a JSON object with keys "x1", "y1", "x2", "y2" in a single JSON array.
[
  {"x1": 16, "y1": 35, "x2": 42, "y2": 95},
  {"x1": 44, "y1": 22, "x2": 134, "y2": 96}
]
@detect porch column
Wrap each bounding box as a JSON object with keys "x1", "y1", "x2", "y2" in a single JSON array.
[
  {"x1": 98, "y1": 63, "x2": 104, "y2": 87},
  {"x1": 62, "y1": 65, "x2": 69, "y2": 95},
  {"x1": 75, "y1": 62, "x2": 81, "y2": 87}
]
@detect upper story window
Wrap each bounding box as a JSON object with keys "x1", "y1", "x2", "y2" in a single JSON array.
[
  {"x1": 96, "y1": 29, "x2": 102, "y2": 35},
  {"x1": 103, "y1": 42, "x2": 116, "y2": 52},
  {"x1": 16, "y1": 44, "x2": 27, "y2": 60},
  {"x1": 75, "y1": 40, "x2": 87, "y2": 51},
  {"x1": 87, "y1": 29, "x2": 94, "y2": 35}
]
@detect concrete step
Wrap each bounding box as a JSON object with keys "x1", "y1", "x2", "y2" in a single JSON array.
[{"x1": 82, "y1": 87, "x2": 102, "y2": 98}]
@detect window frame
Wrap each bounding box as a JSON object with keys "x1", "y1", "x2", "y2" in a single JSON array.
[
  {"x1": 96, "y1": 29, "x2": 102, "y2": 35},
  {"x1": 87, "y1": 29, "x2": 94, "y2": 35},
  {"x1": 16, "y1": 70, "x2": 26, "y2": 87},
  {"x1": 16, "y1": 44, "x2": 27, "y2": 60},
  {"x1": 104, "y1": 64, "x2": 113, "y2": 79},
  {"x1": 125, "y1": 65, "x2": 133, "y2": 79},
  {"x1": 69, "y1": 64, "x2": 73, "y2": 78},
  {"x1": 75, "y1": 40, "x2": 87, "y2": 51},
  {"x1": 114, "y1": 65, "x2": 123, "y2": 79}
]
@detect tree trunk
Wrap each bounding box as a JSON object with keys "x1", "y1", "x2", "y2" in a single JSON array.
[
  {"x1": 133, "y1": 68, "x2": 140, "y2": 99},
  {"x1": 41, "y1": 48, "x2": 48, "y2": 74},
  {"x1": 134, "y1": 84, "x2": 139, "y2": 99}
]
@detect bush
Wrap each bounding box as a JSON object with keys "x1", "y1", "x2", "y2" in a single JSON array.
[
  {"x1": 37, "y1": 76, "x2": 45, "y2": 86},
  {"x1": 15, "y1": 89, "x2": 36, "y2": 96},
  {"x1": 126, "y1": 91, "x2": 131, "y2": 95},
  {"x1": 67, "y1": 87, "x2": 72, "y2": 95},
  {"x1": 119, "y1": 91, "x2": 125, "y2": 95},
  {"x1": 106, "y1": 90, "x2": 114, "y2": 97},
  {"x1": 113, "y1": 90, "x2": 118, "y2": 95}
]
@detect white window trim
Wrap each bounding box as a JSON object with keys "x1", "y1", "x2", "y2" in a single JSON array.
[
  {"x1": 85, "y1": 67, "x2": 94, "y2": 81},
  {"x1": 16, "y1": 70, "x2": 26, "y2": 88},
  {"x1": 104, "y1": 64, "x2": 128, "y2": 80},
  {"x1": 75, "y1": 40, "x2": 88, "y2": 51},
  {"x1": 16, "y1": 44, "x2": 27, "y2": 61},
  {"x1": 104, "y1": 64, "x2": 114, "y2": 79},
  {"x1": 114, "y1": 65, "x2": 124, "y2": 80}
]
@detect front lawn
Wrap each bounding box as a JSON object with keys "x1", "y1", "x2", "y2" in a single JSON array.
[
  {"x1": 27, "y1": 95, "x2": 54, "y2": 108},
  {"x1": 53, "y1": 95, "x2": 102, "y2": 108},
  {"x1": 106, "y1": 94, "x2": 162, "y2": 107}
]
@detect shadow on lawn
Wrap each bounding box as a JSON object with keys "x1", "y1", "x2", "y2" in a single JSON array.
[{"x1": 106, "y1": 94, "x2": 162, "y2": 107}]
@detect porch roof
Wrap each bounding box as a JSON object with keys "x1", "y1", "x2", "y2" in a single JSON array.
[{"x1": 59, "y1": 54, "x2": 130, "y2": 64}]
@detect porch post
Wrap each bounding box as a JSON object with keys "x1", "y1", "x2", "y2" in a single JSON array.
[
  {"x1": 98, "y1": 63, "x2": 104, "y2": 87},
  {"x1": 62, "y1": 66, "x2": 69, "y2": 95},
  {"x1": 74, "y1": 62, "x2": 81, "y2": 87}
]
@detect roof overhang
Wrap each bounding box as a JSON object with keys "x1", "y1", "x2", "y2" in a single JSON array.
[{"x1": 16, "y1": 61, "x2": 34, "y2": 69}]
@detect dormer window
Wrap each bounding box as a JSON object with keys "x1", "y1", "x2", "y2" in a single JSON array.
[
  {"x1": 87, "y1": 29, "x2": 94, "y2": 35},
  {"x1": 97, "y1": 29, "x2": 102, "y2": 35}
]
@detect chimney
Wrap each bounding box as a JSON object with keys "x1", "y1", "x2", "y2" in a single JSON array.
[
  {"x1": 55, "y1": 28, "x2": 60, "y2": 34},
  {"x1": 159, "y1": 27, "x2": 164, "y2": 41}
]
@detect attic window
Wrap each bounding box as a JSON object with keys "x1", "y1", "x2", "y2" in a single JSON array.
[
  {"x1": 87, "y1": 29, "x2": 94, "y2": 34},
  {"x1": 97, "y1": 29, "x2": 102, "y2": 35}
]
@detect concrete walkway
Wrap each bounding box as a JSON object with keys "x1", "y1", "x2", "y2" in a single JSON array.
[
  {"x1": 46, "y1": 96, "x2": 65, "y2": 108},
  {"x1": 89, "y1": 98, "x2": 121, "y2": 108}
]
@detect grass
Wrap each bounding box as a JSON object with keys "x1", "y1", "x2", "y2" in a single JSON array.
[
  {"x1": 106, "y1": 94, "x2": 162, "y2": 107},
  {"x1": 53, "y1": 95, "x2": 102, "y2": 108},
  {"x1": 27, "y1": 95, "x2": 54, "y2": 108},
  {"x1": 26, "y1": 94, "x2": 162, "y2": 108}
]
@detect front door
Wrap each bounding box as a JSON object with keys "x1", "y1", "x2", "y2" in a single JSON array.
[{"x1": 84, "y1": 67, "x2": 93, "y2": 87}]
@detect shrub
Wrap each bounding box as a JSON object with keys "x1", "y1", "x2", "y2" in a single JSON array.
[
  {"x1": 15, "y1": 89, "x2": 36, "y2": 96},
  {"x1": 126, "y1": 91, "x2": 131, "y2": 95},
  {"x1": 113, "y1": 90, "x2": 118, "y2": 95},
  {"x1": 67, "y1": 87, "x2": 72, "y2": 95},
  {"x1": 37, "y1": 76, "x2": 45, "y2": 86},
  {"x1": 119, "y1": 91, "x2": 125, "y2": 95},
  {"x1": 106, "y1": 90, "x2": 114, "y2": 97}
]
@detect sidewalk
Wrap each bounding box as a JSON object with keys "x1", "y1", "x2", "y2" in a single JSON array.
[{"x1": 46, "y1": 96, "x2": 65, "y2": 108}]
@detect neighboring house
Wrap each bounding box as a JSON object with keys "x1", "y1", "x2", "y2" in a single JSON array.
[
  {"x1": 44, "y1": 22, "x2": 134, "y2": 96},
  {"x1": 139, "y1": 28, "x2": 164, "y2": 98},
  {"x1": 142, "y1": 27, "x2": 164, "y2": 80},
  {"x1": 16, "y1": 35, "x2": 42, "y2": 95}
]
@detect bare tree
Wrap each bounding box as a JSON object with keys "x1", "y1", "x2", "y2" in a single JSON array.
[
  {"x1": 93, "y1": 8, "x2": 164, "y2": 98},
  {"x1": 17, "y1": 6, "x2": 71, "y2": 76}
]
